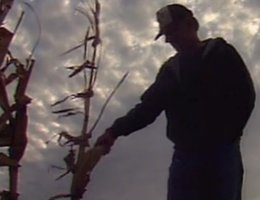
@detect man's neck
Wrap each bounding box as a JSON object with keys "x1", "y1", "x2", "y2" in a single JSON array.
[{"x1": 178, "y1": 38, "x2": 203, "y2": 54}]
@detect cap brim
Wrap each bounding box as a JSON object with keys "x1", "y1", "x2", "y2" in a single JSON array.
[{"x1": 154, "y1": 31, "x2": 163, "y2": 40}]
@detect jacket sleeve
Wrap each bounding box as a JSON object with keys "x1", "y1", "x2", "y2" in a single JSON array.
[
  {"x1": 108, "y1": 62, "x2": 176, "y2": 137},
  {"x1": 220, "y1": 43, "x2": 256, "y2": 131}
]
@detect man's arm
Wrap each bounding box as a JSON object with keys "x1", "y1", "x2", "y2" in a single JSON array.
[
  {"x1": 108, "y1": 64, "x2": 175, "y2": 137},
  {"x1": 95, "y1": 61, "x2": 177, "y2": 150},
  {"x1": 221, "y1": 43, "x2": 255, "y2": 131}
]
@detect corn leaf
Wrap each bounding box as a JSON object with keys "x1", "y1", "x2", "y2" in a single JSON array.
[
  {"x1": 51, "y1": 96, "x2": 71, "y2": 107},
  {"x1": 88, "y1": 72, "x2": 128, "y2": 134},
  {"x1": 52, "y1": 108, "x2": 79, "y2": 114},
  {"x1": 23, "y1": 2, "x2": 42, "y2": 59},
  {"x1": 60, "y1": 37, "x2": 95, "y2": 56}
]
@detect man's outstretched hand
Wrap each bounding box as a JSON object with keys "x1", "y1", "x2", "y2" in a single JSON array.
[{"x1": 94, "y1": 129, "x2": 118, "y2": 155}]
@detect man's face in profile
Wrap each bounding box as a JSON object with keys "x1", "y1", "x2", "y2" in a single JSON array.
[{"x1": 162, "y1": 21, "x2": 192, "y2": 51}]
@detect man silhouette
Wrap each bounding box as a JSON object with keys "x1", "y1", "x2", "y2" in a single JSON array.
[{"x1": 95, "y1": 4, "x2": 255, "y2": 200}]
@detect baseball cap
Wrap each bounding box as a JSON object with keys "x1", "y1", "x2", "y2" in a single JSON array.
[{"x1": 155, "y1": 4, "x2": 194, "y2": 40}]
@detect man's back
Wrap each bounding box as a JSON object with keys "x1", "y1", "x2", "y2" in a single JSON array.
[{"x1": 161, "y1": 38, "x2": 255, "y2": 150}]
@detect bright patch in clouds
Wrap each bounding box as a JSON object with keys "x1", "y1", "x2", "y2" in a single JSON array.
[
  {"x1": 247, "y1": 21, "x2": 259, "y2": 35},
  {"x1": 203, "y1": 13, "x2": 219, "y2": 23}
]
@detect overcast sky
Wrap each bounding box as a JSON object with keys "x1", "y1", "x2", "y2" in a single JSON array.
[{"x1": 0, "y1": 0, "x2": 260, "y2": 199}]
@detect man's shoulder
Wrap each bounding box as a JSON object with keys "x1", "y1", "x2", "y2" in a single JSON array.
[
  {"x1": 160, "y1": 54, "x2": 180, "y2": 73},
  {"x1": 155, "y1": 54, "x2": 181, "y2": 83},
  {"x1": 163, "y1": 54, "x2": 180, "y2": 66},
  {"x1": 202, "y1": 37, "x2": 239, "y2": 59}
]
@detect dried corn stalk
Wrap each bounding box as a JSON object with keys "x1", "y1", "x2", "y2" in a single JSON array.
[
  {"x1": 0, "y1": 0, "x2": 14, "y2": 25},
  {"x1": 0, "y1": 2, "x2": 39, "y2": 199},
  {"x1": 0, "y1": 53, "x2": 35, "y2": 200},
  {"x1": 48, "y1": 1, "x2": 128, "y2": 200}
]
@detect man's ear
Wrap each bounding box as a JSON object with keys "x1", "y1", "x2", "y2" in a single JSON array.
[{"x1": 184, "y1": 17, "x2": 199, "y2": 31}]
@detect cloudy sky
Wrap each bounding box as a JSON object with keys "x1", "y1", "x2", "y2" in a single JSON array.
[{"x1": 0, "y1": 0, "x2": 260, "y2": 199}]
